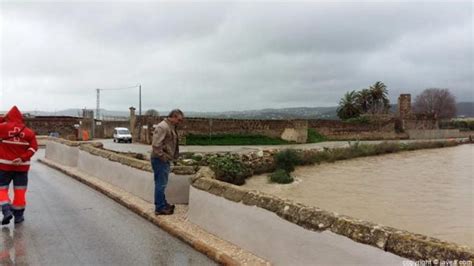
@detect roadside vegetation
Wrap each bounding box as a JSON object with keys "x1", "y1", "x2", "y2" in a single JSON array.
[
  {"x1": 186, "y1": 134, "x2": 292, "y2": 145},
  {"x1": 440, "y1": 119, "x2": 474, "y2": 131},
  {"x1": 268, "y1": 140, "x2": 461, "y2": 184},
  {"x1": 208, "y1": 155, "x2": 252, "y2": 185},
  {"x1": 306, "y1": 128, "x2": 326, "y2": 143}
]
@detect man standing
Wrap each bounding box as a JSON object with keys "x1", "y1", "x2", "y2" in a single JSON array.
[
  {"x1": 151, "y1": 109, "x2": 184, "y2": 215},
  {"x1": 0, "y1": 106, "x2": 38, "y2": 225}
]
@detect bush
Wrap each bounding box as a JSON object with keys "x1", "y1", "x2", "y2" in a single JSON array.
[
  {"x1": 274, "y1": 149, "x2": 302, "y2": 173},
  {"x1": 307, "y1": 129, "x2": 326, "y2": 143},
  {"x1": 269, "y1": 169, "x2": 294, "y2": 184},
  {"x1": 208, "y1": 155, "x2": 252, "y2": 185},
  {"x1": 191, "y1": 154, "x2": 203, "y2": 162}
]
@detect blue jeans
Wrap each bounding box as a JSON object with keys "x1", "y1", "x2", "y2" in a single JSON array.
[{"x1": 151, "y1": 157, "x2": 170, "y2": 211}]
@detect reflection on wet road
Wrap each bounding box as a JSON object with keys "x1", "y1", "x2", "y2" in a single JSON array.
[{"x1": 0, "y1": 150, "x2": 216, "y2": 266}]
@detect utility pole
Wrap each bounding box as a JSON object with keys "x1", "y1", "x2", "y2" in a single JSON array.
[
  {"x1": 139, "y1": 84, "x2": 142, "y2": 117},
  {"x1": 96, "y1": 88, "x2": 100, "y2": 120}
]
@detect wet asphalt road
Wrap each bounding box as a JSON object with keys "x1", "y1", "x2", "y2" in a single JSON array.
[{"x1": 0, "y1": 150, "x2": 216, "y2": 266}]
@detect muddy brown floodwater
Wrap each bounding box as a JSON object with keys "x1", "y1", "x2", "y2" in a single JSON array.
[{"x1": 244, "y1": 144, "x2": 474, "y2": 247}]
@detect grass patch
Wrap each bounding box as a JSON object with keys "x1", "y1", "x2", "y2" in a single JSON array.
[
  {"x1": 186, "y1": 134, "x2": 292, "y2": 145},
  {"x1": 307, "y1": 128, "x2": 326, "y2": 143},
  {"x1": 343, "y1": 116, "x2": 371, "y2": 124}
]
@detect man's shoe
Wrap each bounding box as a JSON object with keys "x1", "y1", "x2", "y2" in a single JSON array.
[
  {"x1": 167, "y1": 204, "x2": 175, "y2": 210},
  {"x1": 155, "y1": 207, "x2": 174, "y2": 216},
  {"x1": 1, "y1": 206, "x2": 13, "y2": 225}
]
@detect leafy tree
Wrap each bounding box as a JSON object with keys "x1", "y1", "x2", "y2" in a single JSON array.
[
  {"x1": 337, "y1": 90, "x2": 362, "y2": 120},
  {"x1": 413, "y1": 88, "x2": 456, "y2": 119}
]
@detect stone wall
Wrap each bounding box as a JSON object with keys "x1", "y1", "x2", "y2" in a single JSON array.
[
  {"x1": 189, "y1": 172, "x2": 474, "y2": 262},
  {"x1": 95, "y1": 120, "x2": 130, "y2": 139},
  {"x1": 403, "y1": 114, "x2": 439, "y2": 131},
  {"x1": 182, "y1": 118, "x2": 307, "y2": 138},
  {"x1": 308, "y1": 118, "x2": 404, "y2": 140},
  {"x1": 133, "y1": 116, "x2": 309, "y2": 144},
  {"x1": 25, "y1": 116, "x2": 80, "y2": 139},
  {"x1": 30, "y1": 114, "x2": 402, "y2": 143},
  {"x1": 25, "y1": 98, "x2": 443, "y2": 143},
  {"x1": 397, "y1": 94, "x2": 439, "y2": 131}
]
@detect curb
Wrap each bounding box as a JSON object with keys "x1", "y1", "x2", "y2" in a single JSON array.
[{"x1": 38, "y1": 158, "x2": 270, "y2": 266}]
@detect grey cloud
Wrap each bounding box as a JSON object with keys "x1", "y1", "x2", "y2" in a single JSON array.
[{"x1": 0, "y1": 1, "x2": 472, "y2": 112}]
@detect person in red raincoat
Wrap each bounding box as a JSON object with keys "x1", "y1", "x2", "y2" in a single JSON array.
[{"x1": 0, "y1": 106, "x2": 38, "y2": 225}]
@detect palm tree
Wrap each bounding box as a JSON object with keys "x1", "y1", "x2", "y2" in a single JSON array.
[
  {"x1": 356, "y1": 88, "x2": 372, "y2": 113},
  {"x1": 337, "y1": 91, "x2": 361, "y2": 120},
  {"x1": 368, "y1": 81, "x2": 390, "y2": 114}
]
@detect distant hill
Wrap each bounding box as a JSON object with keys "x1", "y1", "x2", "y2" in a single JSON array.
[
  {"x1": 25, "y1": 109, "x2": 129, "y2": 118},
  {"x1": 456, "y1": 102, "x2": 474, "y2": 117},
  {"x1": 185, "y1": 107, "x2": 339, "y2": 120},
  {"x1": 389, "y1": 102, "x2": 474, "y2": 118},
  {"x1": 23, "y1": 107, "x2": 340, "y2": 120},
  {"x1": 20, "y1": 102, "x2": 473, "y2": 120}
]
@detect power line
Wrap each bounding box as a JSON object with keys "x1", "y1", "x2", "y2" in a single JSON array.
[
  {"x1": 95, "y1": 84, "x2": 142, "y2": 120},
  {"x1": 99, "y1": 84, "x2": 140, "y2": 91}
]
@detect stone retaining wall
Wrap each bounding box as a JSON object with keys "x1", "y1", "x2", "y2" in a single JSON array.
[
  {"x1": 308, "y1": 118, "x2": 405, "y2": 140},
  {"x1": 189, "y1": 172, "x2": 474, "y2": 263}
]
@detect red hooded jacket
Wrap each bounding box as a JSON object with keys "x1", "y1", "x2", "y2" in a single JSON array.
[{"x1": 0, "y1": 106, "x2": 38, "y2": 172}]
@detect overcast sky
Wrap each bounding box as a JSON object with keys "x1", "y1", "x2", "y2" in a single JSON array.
[{"x1": 0, "y1": 1, "x2": 472, "y2": 112}]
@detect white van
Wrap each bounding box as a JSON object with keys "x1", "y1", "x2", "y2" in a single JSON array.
[{"x1": 113, "y1": 127, "x2": 132, "y2": 143}]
